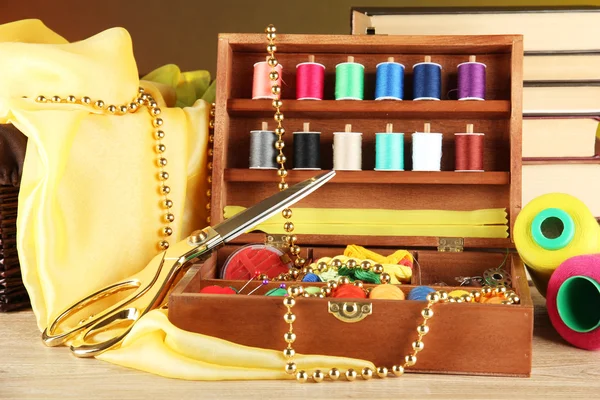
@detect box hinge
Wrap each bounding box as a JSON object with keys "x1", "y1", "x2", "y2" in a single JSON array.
[
  {"x1": 264, "y1": 234, "x2": 292, "y2": 264},
  {"x1": 437, "y1": 237, "x2": 464, "y2": 252},
  {"x1": 264, "y1": 234, "x2": 289, "y2": 249}
]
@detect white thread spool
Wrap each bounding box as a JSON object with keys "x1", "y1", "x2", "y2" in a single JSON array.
[
  {"x1": 333, "y1": 124, "x2": 362, "y2": 171},
  {"x1": 412, "y1": 123, "x2": 443, "y2": 171}
]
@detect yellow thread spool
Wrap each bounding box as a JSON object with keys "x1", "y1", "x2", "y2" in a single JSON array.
[{"x1": 514, "y1": 193, "x2": 600, "y2": 297}]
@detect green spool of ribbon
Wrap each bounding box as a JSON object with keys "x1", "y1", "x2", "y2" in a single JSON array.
[{"x1": 335, "y1": 58, "x2": 364, "y2": 100}]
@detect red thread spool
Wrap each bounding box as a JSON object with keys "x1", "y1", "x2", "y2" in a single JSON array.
[
  {"x1": 332, "y1": 284, "x2": 367, "y2": 299},
  {"x1": 221, "y1": 244, "x2": 291, "y2": 280},
  {"x1": 200, "y1": 286, "x2": 237, "y2": 295},
  {"x1": 252, "y1": 60, "x2": 283, "y2": 100},
  {"x1": 547, "y1": 254, "x2": 600, "y2": 350},
  {"x1": 455, "y1": 124, "x2": 484, "y2": 171},
  {"x1": 296, "y1": 55, "x2": 325, "y2": 100}
]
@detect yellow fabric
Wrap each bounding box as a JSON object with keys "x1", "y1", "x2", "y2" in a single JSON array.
[
  {"x1": 4, "y1": 19, "x2": 375, "y2": 380},
  {"x1": 142, "y1": 64, "x2": 214, "y2": 108},
  {"x1": 97, "y1": 309, "x2": 373, "y2": 380},
  {"x1": 224, "y1": 206, "x2": 509, "y2": 238}
]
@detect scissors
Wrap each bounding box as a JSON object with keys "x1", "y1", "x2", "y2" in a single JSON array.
[{"x1": 42, "y1": 170, "x2": 335, "y2": 357}]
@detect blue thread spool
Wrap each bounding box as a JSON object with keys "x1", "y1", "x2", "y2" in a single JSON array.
[
  {"x1": 413, "y1": 56, "x2": 442, "y2": 100},
  {"x1": 408, "y1": 286, "x2": 436, "y2": 301},
  {"x1": 375, "y1": 123, "x2": 404, "y2": 171},
  {"x1": 302, "y1": 273, "x2": 322, "y2": 283},
  {"x1": 375, "y1": 57, "x2": 404, "y2": 100}
]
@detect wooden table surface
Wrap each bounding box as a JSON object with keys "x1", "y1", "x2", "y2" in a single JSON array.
[{"x1": 1, "y1": 287, "x2": 599, "y2": 400}]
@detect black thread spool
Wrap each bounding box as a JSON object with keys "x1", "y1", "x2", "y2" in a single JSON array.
[{"x1": 293, "y1": 122, "x2": 321, "y2": 170}]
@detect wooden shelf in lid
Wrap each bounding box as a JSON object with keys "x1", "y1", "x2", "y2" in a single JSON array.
[
  {"x1": 225, "y1": 169, "x2": 510, "y2": 185},
  {"x1": 227, "y1": 99, "x2": 511, "y2": 119}
]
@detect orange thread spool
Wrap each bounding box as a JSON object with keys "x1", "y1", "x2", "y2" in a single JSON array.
[
  {"x1": 481, "y1": 296, "x2": 503, "y2": 304},
  {"x1": 369, "y1": 285, "x2": 405, "y2": 300}
]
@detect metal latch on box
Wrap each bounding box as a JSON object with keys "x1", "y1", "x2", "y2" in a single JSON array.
[
  {"x1": 328, "y1": 301, "x2": 372, "y2": 323},
  {"x1": 437, "y1": 237, "x2": 464, "y2": 252}
]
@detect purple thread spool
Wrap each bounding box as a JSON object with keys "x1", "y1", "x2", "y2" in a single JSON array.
[{"x1": 457, "y1": 56, "x2": 486, "y2": 101}]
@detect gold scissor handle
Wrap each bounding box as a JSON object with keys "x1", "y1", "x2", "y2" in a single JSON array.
[{"x1": 42, "y1": 227, "x2": 220, "y2": 357}]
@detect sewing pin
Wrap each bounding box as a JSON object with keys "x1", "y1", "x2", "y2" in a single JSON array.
[
  {"x1": 247, "y1": 279, "x2": 270, "y2": 295},
  {"x1": 237, "y1": 271, "x2": 261, "y2": 294}
]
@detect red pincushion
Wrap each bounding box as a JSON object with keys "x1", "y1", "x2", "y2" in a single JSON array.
[{"x1": 222, "y1": 245, "x2": 291, "y2": 280}]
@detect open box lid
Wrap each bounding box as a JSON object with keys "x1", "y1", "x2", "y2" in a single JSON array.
[{"x1": 210, "y1": 33, "x2": 523, "y2": 252}]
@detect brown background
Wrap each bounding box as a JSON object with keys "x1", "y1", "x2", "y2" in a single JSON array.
[{"x1": 0, "y1": 0, "x2": 597, "y2": 77}]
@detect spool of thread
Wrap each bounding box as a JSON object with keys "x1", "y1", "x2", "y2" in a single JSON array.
[
  {"x1": 332, "y1": 284, "x2": 367, "y2": 299},
  {"x1": 249, "y1": 121, "x2": 278, "y2": 169},
  {"x1": 375, "y1": 123, "x2": 404, "y2": 171},
  {"x1": 333, "y1": 124, "x2": 362, "y2": 171},
  {"x1": 266, "y1": 288, "x2": 289, "y2": 296},
  {"x1": 304, "y1": 286, "x2": 322, "y2": 295},
  {"x1": 455, "y1": 124, "x2": 484, "y2": 172},
  {"x1": 481, "y1": 296, "x2": 503, "y2": 304},
  {"x1": 369, "y1": 285, "x2": 405, "y2": 300},
  {"x1": 335, "y1": 56, "x2": 364, "y2": 100},
  {"x1": 448, "y1": 289, "x2": 475, "y2": 302},
  {"x1": 413, "y1": 56, "x2": 442, "y2": 100},
  {"x1": 514, "y1": 193, "x2": 600, "y2": 297},
  {"x1": 408, "y1": 286, "x2": 436, "y2": 301},
  {"x1": 293, "y1": 122, "x2": 321, "y2": 170},
  {"x1": 375, "y1": 57, "x2": 404, "y2": 100},
  {"x1": 458, "y1": 55, "x2": 486, "y2": 101},
  {"x1": 200, "y1": 286, "x2": 237, "y2": 295},
  {"x1": 547, "y1": 254, "x2": 600, "y2": 350},
  {"x1": 302, "y1": 273, "x2": 322, "y2": 283},
  {"x1": 412, "y1": 123, "x2": 443, "y2": 171},
  {"x1": 252, "y1": 59, "x2": 283, "y2": 100},
  {"x1": 221, "y1": 243, "x2": 292, "y2": 280},
  {"x1": 296, "y1": 55, "x2": 325, "y2": 100}
]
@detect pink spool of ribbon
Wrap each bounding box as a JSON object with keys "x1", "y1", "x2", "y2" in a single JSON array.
[{"x1": 546, "y1": 254, "x2": 600, "y2": 350}]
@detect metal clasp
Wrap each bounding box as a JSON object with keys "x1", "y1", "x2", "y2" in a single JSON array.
[
  {"x1": 265, "y1": 234, "x2": 290, "y2": 251},
  {"x1": 438, "y1": 237, "x2": 464, "y2": 252},
  {"x1": 328, "y1": 301, "x2": 372, "y2": 323}
]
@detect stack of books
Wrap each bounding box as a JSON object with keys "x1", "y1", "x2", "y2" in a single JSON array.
[{"x1": 352, "y1": 7, "x2": 600, "y2": 217}]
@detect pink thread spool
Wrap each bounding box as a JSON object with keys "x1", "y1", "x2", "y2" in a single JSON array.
[
  {"x1": 252, "y1": 58, "x2": 283, "y2": 99},
  {"x1": 296, "y1": 55, "x2": 325, "y2": 100}
]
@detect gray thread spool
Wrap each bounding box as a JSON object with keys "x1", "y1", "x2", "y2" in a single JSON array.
[{"x1": 249, "y1": 121, "x2": 278, "y2": 169}]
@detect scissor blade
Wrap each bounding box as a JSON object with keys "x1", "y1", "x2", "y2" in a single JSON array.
[{"x1": 213, "y1": 170, "x2": 335, "y2": 243}]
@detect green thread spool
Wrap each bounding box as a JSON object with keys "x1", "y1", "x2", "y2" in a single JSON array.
[
  {"x1": 335, "y1": 56, "x2": 364, "y2": 100},
  {"x1": 375, "y1": 123, "x2": 404, "y2": 171},
  {"x1": 265, "y1": 288, "x2": 288, "y2": 296}
]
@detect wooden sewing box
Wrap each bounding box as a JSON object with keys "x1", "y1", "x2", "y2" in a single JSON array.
[{"x1": 169, "y1": 33, "x2": 532, "y2": 377}]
